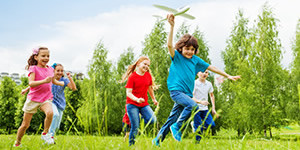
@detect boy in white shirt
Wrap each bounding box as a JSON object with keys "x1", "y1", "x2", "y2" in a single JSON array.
[{"x1": 192, "y1": 70, "x2": 216, "y2": 143}]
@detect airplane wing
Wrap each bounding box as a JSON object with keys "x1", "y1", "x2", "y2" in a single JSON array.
[
  {"x1": 180, "y1": 13, "x2": 195, "y2": 20},
  {"x1": 153, "y1": 4, "x2": 178, "y2": 13}
]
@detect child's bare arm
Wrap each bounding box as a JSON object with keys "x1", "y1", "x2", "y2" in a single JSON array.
[
  {"x1": 167, "y1": 14, "x2": 175, "y2": 58},
  {"x1": 21, "y1": 86, "x2": 30, "y2": 95},
  {"x1": 207, "y1": 66, "x2": 241, "y2": 81},
  {"x1": 126, "y1": 88, "x2": 144, "y2": 103},
  {"x1": 52, "y1": 78, "x2": 64, "y2": 86},
  {"x1": 192, "y1": 97, "x2": 210, "y2": 106},
  {"x1": 148, "y1": 86, "x2": 158, "y2": 105},
  {"x1": 66, "y1": 72, "x2": 77, "y2": 91},
  {"x1": 28, "y1": 73, "x2": 51, "y2": 87}
]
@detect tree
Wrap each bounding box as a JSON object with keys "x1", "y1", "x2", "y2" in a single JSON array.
[
  {"x1": 0, "y1": 77, "x2": 20, "y2": 134},
  {"x1": 249, "y1": 4, "x2": 284, "y2": 137}
]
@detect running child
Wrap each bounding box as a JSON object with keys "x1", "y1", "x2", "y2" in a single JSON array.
[
  {"x1": 152, "y1": 14, "x2": 240, "y2": 145},
  {"x1": 14, "y1": 47, "x2": 64, "y2": 147},
  {"x1": 120, "y1": 56, "x2": 158, "y2": 146}
]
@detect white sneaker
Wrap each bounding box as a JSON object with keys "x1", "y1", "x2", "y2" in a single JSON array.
[
  {"x1": 41, "y1": 133, "x2": 54, "y2": 144},
  {"x1": 13, "y1": 141, "x2": 22, "y2": 147}
]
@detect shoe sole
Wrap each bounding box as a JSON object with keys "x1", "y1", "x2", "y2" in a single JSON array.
[{"x1": 170, "y1": 126, "x2": 180, "y2": 142}]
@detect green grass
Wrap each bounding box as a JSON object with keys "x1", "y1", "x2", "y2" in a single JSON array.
[
  {"x1": 1, "y1": 132, "x2": 299, "y2": 150},
  {"x1": 1, "y1": 124, "x2": 299, "y2": 150}
]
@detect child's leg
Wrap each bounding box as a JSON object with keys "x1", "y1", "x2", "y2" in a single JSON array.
[
  {"x1": 126, "y1": 104, "x2": 140, "y2": 145},
  {"x1": 170, "y1": 91, "x2": 198, "y2": 128},
  {"x1": 203, "y1": 110, "x2": 215, "y2": 129},
  {"x1": 16, "y1": 113, "x2": 34, "y2": 145},
  {"x1": 155, "y1": 103, "x2": 183, "y2": 142},
  {"x1": 194, "y1": 111, "x2": 205, "y2": 142},
  {"x1": 40, "y1": 102, "x2": 53, "y2": 134},
  {"x1": 49, "y1": 103, "x2": 59, "y2": 137},
  {"x1": 140, "y1": 105, "x2": 156, "y2": 124}
]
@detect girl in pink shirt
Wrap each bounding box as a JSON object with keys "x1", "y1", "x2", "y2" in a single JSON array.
[{"x1": 14, "y1": 47, "x2": 64, "y2": 147}]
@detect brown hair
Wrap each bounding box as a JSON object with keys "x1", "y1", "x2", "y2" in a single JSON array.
[
  {"x1": 175, "y1": 34, "x2": 199, "y2": 54},
  {"x1": 25, "y1": 47, "x2": 49, "y2": 70},
  {"x1": 120, "y1": 56, "x2": 159, "y2": 90}
]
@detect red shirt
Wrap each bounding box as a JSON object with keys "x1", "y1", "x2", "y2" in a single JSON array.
[{"x1": 125, "y1": 72, "x2": 152, "y2": 107}]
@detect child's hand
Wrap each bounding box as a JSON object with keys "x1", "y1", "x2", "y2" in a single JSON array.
[
  {"x1": 199, "y1": 101, "x2": 210, "y2": 106},
  {"x1": 44, "y1": 77, "x2": 52, "y2": 83},
  {"x1": 152, "y1": 99, "x2": 158, "y2": 106},
  {"x1": 21, "y1": 89, "x2": 28, "y2": 95},
  {"x1": 212, "y1": 109, "x2": 217, "y2": 115},
  {"x1": 66, "y1": 72, "x2": 72, "y2": 78},
  {"x1": 136, "y1": 98, "x2": 145, "y2": 103},
  {"x1": 228, "y1": 76, "x2": 241, "y2": 81},
  {"x1": 167, "y1": 14, "x2": 175, "y2": 27}
]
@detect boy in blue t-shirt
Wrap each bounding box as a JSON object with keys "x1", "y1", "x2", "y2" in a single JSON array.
[{"x1": 152, "y1": 14, "x2": 240, "y2": 145}]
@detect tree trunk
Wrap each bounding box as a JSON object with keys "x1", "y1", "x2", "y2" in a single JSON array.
[
  {"x1": 269, "y1": 127, "x2": 272, "y2": 138},
  {"x1": 264, "y1": 125, "x2": 267, "y2": 138}
]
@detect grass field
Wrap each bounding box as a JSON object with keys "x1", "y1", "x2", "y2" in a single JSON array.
[{"x1": 1, "y1": 125, "x2": 299, "y2": 150}]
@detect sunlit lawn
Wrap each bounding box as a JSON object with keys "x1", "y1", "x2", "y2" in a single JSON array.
[{"x1": 1, "y1": 124, "x2": 299, "y2": 150}]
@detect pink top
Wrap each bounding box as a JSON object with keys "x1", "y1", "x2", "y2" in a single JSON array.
[{"x1": 27, "y1": 65, "x2": 54, "y2": 103}]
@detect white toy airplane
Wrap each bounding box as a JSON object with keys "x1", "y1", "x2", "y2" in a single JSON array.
[{"x1": 153, "y1": 4, "x2": 196, "y2": 21}]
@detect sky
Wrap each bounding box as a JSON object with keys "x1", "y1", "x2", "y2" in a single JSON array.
[{"x1": 0, "y1": 0, "x2": 299, "y2": 76}]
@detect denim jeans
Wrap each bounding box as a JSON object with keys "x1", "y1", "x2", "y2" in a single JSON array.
[
  {"x1": 194, "y1": 110, "x2": 215, "y2": 141},
  {"x1": 126, "y1": 104, "x2": 156, "y2": 145},
  {"x1": 155, "y1": 90, "x2": 198, "y2": 142},
  {"x1": 49, "y1": 103, "x2": 63, "y2": 137}
]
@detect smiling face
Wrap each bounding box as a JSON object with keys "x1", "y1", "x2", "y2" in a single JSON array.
[
  {"x1": 34, "y1": 49, "x2": 50, "y2": 68},
  {"x1": 137, "y1": 59, "x2": 150, "y2": 74},
  {"x1": 182, "y1": 45, "x2": 195, "y2": 59},
  {"x1": 54, "y1": 65, "x2": 64, "y2": 79},
  {"x1": 197, "y1": 70, "x2": 209, "y2": 79}
]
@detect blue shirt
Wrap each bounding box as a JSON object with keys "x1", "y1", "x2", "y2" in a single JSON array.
[
  {"x1": 167, "y1": 50, "x2": 210, "y2": 97},
  {"x1": 52, "y1": 77, "x2": 70, "y2": 110}
]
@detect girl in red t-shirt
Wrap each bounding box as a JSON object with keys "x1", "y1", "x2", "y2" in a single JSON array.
[{"x1": 120, "y1": 56, "x2": 158, "y2": 146}]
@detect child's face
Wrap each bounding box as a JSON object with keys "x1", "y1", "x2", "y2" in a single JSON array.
[
  {"x1": 54, "y1": 66, "x2": 64, "y2": 79},
  {"x1": 137, "y1": 59, "x2": 150, "y2": 74},
  {"x1": 182, "y1": 45, "x2": 195, "y2": 59},
  {"x1": 34, "y1": 49, "x2": 50, "y2": 67},
  {"x1": 197, "y1": 70, "x2": 209, "y2": 79}
]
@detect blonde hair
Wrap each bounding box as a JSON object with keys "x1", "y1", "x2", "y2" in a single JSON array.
[{"x1": 120, "y1": 56, "x2": 159, "y2": 90}]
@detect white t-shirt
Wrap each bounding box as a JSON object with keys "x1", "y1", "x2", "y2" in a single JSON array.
[{"x1": 193, "y1": 79, "x2": 214, "y2": 110}]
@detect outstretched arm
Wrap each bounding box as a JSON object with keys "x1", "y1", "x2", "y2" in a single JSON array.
[
  {"x1": 167, "y1": 14, "x2": 175, "y2": 58},
  {"x1": 210, "y1": 92, "x2": 216, "y2": 115},
  {"x1": 66, "y1": 72, "x2": 77, "y2": 91},
  {"x1": 207, "y1": 66, "x2": 241, "y2": 81}
]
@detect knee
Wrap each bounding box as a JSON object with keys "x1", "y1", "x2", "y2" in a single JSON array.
[
  {"x1": 45, "y1": 111, "x2": 53, "y2": 118},
  {"x1": 21, "y1": 122, "x2": 30, "y2": 130}
]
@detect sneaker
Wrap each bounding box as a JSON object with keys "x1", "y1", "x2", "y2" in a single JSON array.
[
  {"x1": 190, "y1": 121, "x2": 195, "y2": 133},
  {"x1": 13, "y1": 141, "x2": 22, "y2": 147},
  {"x1": 152, "y1": 137, "x2": 160, "y2": 147},
  {"x1": 170, "y1": 123, "x2": 182, "y2": 141},
  {"x1": 41, "y1": 133, "x2": 54, "y2": 144}
]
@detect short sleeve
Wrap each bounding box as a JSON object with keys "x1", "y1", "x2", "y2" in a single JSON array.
[
  {"x1": 125, "y1": 74, "x2": 134, "y2": 88},
  {"x1": 28, "y1": 66, "x2": 36, "y2": 77},
  {"x1": 195, "y1": 57, "x2": 210, "y2": 74},
  {"x1": 64, "y1": 77, "x2": 70, "y2": 87}
]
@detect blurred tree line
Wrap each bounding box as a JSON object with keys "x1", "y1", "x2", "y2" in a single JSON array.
[{"x1": 0, "y1": 4, "x2": 299, "y2": 138}]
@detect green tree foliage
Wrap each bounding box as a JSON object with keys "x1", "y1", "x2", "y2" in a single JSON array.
[
  {"x1": 248, "y1": 4, "x2": 284, "y2": 137},
  {"x1": 219, "y1": 10, "x2": 253, "y2": 136},
  {"x1": 0, "y1": 77, "x2": 19, "y2": 134},
  {"x1": 289, "y1": 19, "x2": 300, "y2": 121},
  {"x1": 61, "y1": 78, "x2": 84, "y2": 134}
]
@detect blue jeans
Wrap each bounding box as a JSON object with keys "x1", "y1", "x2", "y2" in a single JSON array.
[
  {"x1": 155, "y1": 90, "x2": 198, "y2": 142},
  {"x1": 194, "y1": 110, "x2": 215, "y2": 141},
  {"x1": 126, "y1": 104, "x2": 156, "y2": 145},
  {"x1": 49, "y1": 103, "x2": 64, "y2": 137}
]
